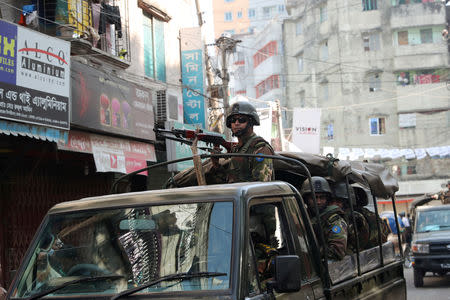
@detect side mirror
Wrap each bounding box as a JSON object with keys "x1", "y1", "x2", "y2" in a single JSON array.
[{"x1": 272, "y1": 255, "x2": 301, "y2": 293}]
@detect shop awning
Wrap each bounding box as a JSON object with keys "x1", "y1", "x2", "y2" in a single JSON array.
[
  {"x1": 0, "y1": 120, "x2": 68, "y2": 143},
  {"x1": 57, "y1": 130, "x2": 156, "y2": 175}
]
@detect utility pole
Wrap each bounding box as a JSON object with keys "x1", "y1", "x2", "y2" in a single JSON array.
[{"x1": 215, "y1": 36, "x2": 240, "y2": 140}]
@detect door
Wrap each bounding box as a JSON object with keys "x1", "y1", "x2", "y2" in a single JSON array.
[{"x1": 244, "y1": 197, "x2": 315, "y2": 300}]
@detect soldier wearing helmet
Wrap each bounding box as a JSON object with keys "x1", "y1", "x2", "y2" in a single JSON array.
[
  {"x1": 213, "y1": 101, "x2": 274, "y2": 183},
  {"x1": 301, "y1": 176, "x2": 348, "y2": 260},
  {"x1": 332, "y1": 182, "x2": 369, "y2": 253}
]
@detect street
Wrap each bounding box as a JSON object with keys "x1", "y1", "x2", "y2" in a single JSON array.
[{"x1": 404, "y1": 268, "x2": 450, "y2": 300}]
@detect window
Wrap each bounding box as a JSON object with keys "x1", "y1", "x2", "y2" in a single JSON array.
[
  {"x1": 297, "y1": 56, "x2": 303, "y2": 72},
  {"x1": 143, "y1": 14, "x2": 166, "y2": 82},
  {"x1": 398, "y1": 31, "x2": 409, "y2": 45},
  {"x1": 253, "y1": 41, "x2": 277, "y2": 68},
  {"x1": 320, "y1": 41, "x2": 328, "y2": 61},
  {"x1": 320, "y1": 5, "x2": 327, "y2": 23},
  {"x1": 237, "y1": 11, "x2": 243, "y2": 18},
  {"x1": 225, "y1": 0, "x2": 235, "y2": 2},
  {"x1": 368, "y1": 73, "x2": 381, "y2": 92},
  {"x1": 278, "y1": 5, "x2": 285, "y2": 12},
  {"x1": 420, "y1": 28, "x2": 433, "y2": 44},
  {"x1": 263, "y1": 6, "x2": 276, "y2": 18},
  {"x1": 363, "y1": 32, "x2": 380, "y2": 51},
  {"x1": 225, "y1": 11, "x2": 232, "y2": 21},
  {"x1": 225, "y1": 29, "x2": 235, "y2": 35},
  {"x1": 248, "y1": 8, "x2": 256, "y2": 18},
  {"x1": 369, "y1": 117, "x2": 386, "y2": 135},
  {"x1": 296, "y1": 21, "x2": 302, "y2": 35},
  {"x1": 362, "y1": 0, "x2": 377, "y2": 11},
  {"x1": 299, "y1": 91, "x2": 305, "y2": 107},
  {"x1": 255, "y1": 75, "x2": 280, "y2": 97},
  {"x1": 284, "y1": 196, "x2": 317, "y2": 280},
  {"x1": 327, "y1": 124, "x2": 334, "y2": 141}
]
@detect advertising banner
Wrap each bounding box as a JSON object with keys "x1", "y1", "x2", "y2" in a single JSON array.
[
  {"x1": 180, "y1": 27, "x2": 206, "y2": 129},
  {"x1": 0, "y1": 20, "x2": 71, "y2": 129},
  {"x1": 71, "y1": 61, "x2": 155, "y2": 141},
  {"x1": 292, "y1": 108, "x2": 321, "y2": 154},
  {"x1": 57, "y1": 130, "x2": 156, "y2": 174}
]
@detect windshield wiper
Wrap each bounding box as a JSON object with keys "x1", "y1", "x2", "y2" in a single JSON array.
[
  {"x1": 111, "y1": 272, "x2": 227, "y2": 300},
  {"x1": 26, "y1": 274, "x2": 124, "y2": 300}
]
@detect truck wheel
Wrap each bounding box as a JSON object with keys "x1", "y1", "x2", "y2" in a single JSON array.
[{"x1": 413, "y1": 269, "x2": 424, "y2": 287}]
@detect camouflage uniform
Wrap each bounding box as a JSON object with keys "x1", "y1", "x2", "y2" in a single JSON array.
[
  {"x1": 345, "y1": 209, "x2": 369, "y2": 253},
  {"x1": 227, "y1": 133, "x2": 274, "y2": 183},
  {"x1": 357, "y1": 207, "x2": 389, "y2": 248},
  {"x1": 312, "y1": 205, "x2": 348, "y2": 260}
]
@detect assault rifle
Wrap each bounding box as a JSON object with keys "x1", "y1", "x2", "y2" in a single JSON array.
[{"x1": 154, "y1": 128, "x2": 236, "y2": 152}]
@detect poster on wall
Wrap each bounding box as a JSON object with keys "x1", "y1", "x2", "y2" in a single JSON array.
[
  {"x1": 292, "y1": 107, "x2": 321, "y2": 154},
  {"x1": 0, "y1": 19, "x2": 71, "y2": 130},
  {"x1": 180, "y1": 27, "x2": 206, "y2": 129},
  {"x1": 71, "y1": 61, "x2": 155, "y2": 141}
]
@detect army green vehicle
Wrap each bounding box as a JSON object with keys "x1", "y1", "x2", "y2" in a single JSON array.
[{"x1": 5, "y1": 152, "x2": 406, "y2": 300}]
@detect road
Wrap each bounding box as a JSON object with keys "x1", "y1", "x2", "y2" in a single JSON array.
[{"x1": 404, "y1": 267, "x2": 450, "y2": 300}]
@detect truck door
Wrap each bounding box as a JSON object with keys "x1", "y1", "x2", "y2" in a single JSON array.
[{"x1": 244, "y1": 197, "x2": 315, "y2": 300}]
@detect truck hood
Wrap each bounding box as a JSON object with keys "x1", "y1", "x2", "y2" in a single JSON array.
[{"x1": 413, "y1": 230, "x2": 450, "y2": 243}]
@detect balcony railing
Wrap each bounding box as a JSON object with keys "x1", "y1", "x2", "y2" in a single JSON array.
[{"x1": 38, "y1": 0, "x2": 130, "y2": 66}]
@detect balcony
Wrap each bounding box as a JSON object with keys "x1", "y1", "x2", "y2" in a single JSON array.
[
  {"x1": 391, "y1": 1, "x2": 446, "y2": 29},
  {"x1": 35, "y1": 0, "x2": 131, "y2": 68}
]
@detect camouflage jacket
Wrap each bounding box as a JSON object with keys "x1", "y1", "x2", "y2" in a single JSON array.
[
  {"x1": 227, "y1": 133, "x2": 274, "y2": 183},
  {"x1": 312, "y1": 205, "x2": 348, "y2": 261},
  {"x1": 357, "y1": 207, "x2": 389, "y2": 248},
  {"x1": 345, "y1": 209, "x2": 369, "y2": 253}
]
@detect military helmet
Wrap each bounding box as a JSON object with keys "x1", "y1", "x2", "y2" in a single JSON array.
[
  {"x1": 226, "y1": 101, "x2": 260, "y2": 128},
  {"x1": 333, "y1": 182, "x2": 356, "y2": 206},
  {"x1": 300, "y1": 176, "x2": 332, "y2": 196}
]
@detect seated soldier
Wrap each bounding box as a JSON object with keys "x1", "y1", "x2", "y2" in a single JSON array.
[
  {"x1": 332, "y1": 182, "x2": 369, "y2": 253},
  {"x1": 249, "y1": 209, "x2": 278, "y2": 285},
  {"x1": 301, "y1": 176, "x2": 348, "y2": 261},
  {"x1": 353, "y1": 185, "x2": 389, "y2": 249}
]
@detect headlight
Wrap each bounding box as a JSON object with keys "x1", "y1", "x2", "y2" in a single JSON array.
[{"x1": 412, "y1": 243, "x2": 429, "y2": 254}]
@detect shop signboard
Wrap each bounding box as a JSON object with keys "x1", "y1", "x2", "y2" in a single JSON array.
[
  {"x1": 71, "y1": 61, "x2": 155, "y2": 141},
  {"x1": 57, "y1": 130, "x2": 156, "y2": 175},
  {"x1": 0, "y1": 20, "x2": 71, "y2": 130},
  {"x1": 180, "y1": 27, "x2": 206, "y2": 129}
]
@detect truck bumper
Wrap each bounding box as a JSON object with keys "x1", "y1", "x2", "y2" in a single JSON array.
[{"x1": 412, "y1": 255, "x2": 450, "y2": 272}]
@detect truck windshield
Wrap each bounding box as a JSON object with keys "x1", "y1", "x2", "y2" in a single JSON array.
[
  {"x1": 11, "y1": 201, "x2": 233, "y2": 298},
  {"x1": 415, "y1": 209, "x2": 450, "y2": 233}
]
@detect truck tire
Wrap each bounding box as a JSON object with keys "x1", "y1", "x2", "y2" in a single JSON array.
[{"x1": 413, "y1": 269, "x2": 424, "y2": 287}]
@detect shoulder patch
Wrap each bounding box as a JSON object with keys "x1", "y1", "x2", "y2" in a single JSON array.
[
  {"x1": 255, "y1": 153, "x2": 264, "y2": 162},
  {"x1": 332, "y1": 225, "x2": 342, "y2": 234}
]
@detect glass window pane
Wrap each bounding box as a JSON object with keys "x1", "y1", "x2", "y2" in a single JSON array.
[
  {"x1": 420, "y1": 28, "x2": 433, "y2": 43},
  {"x1": 143, "y1": 16, "x2": 154, "y2": 78}
]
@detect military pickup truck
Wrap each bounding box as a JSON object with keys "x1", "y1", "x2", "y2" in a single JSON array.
[{"x1": 5, "y1": 152, "x2": 406, "y2": 300}]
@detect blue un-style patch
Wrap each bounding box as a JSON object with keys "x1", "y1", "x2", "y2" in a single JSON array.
[
  {"x1": 255, "y1": 153, "x2": 264, "y2": 162},
  {"x1": 332, "y1": 225, "x2": 341, "y2": 234}
]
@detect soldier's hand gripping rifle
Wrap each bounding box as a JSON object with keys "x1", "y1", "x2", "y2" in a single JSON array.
[{"x1": 154, "y1": 128, "x2": 236, "y2": 153}]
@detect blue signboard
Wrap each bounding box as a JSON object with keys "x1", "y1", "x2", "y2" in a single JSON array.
[{"x1": 181, "y1": 49, "x2": 205, "y2": 129}]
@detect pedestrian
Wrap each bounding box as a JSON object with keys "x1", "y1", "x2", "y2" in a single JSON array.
[
  {"x1": 212, "y1": 101, "x2": 274, "y2": 183},
  {"x1": 301, "y1": 176, "x2": 348, "y2": 261},
  {"x1": 400, "y1": 212, "x2": 411, "y2": 244}
]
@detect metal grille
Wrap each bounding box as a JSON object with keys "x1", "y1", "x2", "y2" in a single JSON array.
[
  {"x1": 430, "y1": 243, "x2": 450, "y2": 255},
  {"x1": 37, "y1": 0, "x2": 131, "y2": 62},
  {"x1": 156, "y1": 90, "x2": 167, "y2": 122},
  {"x1": 1, "y1": 155, "x2": 111, "y2": 287}
]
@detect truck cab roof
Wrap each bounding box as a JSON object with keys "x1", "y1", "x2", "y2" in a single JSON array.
[{"x1": 48, "y1": 181, "x2": 297, "y2": 215}]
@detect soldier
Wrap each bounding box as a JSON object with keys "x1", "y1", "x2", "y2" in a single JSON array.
[
  {"x1": 353, "y1": 185, "x2": 389, "y2": 248},
  {"x1": 333, "y1": 182, "x2": 369, "y2": 253},
  {"x1": 212, "y1": 101, "x2": 274, "y2": 183},
  {"x1": 301, "y1": 177, "x2": 348, "y2": 260}
]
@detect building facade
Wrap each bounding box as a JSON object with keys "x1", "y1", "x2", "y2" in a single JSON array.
[
  {"x1": 283, "y1": 0, "x2": 449, "y2": 200},
  {"x1": 0, "y1": 0, "x2": 198, "y2": 288}
]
